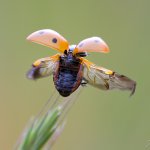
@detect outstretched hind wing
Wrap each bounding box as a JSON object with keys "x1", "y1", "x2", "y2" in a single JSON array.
[
  {"x1": 27, "y1": 54, "x2": 60, "y2": 80},
  {"x1": 81, "y1": 58, "x2": 136, "y2": 96}
]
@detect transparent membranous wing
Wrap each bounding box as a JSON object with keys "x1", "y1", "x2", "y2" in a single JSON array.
[
  {"x1": 27, "y1": 54, "x2": 60, "y2": 80},
  {"x1": 82, "y1": 59, "x2": 136, "y2": 96}
]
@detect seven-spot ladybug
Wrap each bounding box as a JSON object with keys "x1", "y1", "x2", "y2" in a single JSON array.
[{"x1": 27, "y1": 29, "x2": 136, "y2": 97}]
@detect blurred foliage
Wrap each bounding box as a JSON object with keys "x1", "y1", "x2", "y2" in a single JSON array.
[
  {"x1": 16, "y1": 89, "x2": 82, "y2": 150},
  {"x1": 0, "y1": 0, "x2": 149, "y2": 150}
]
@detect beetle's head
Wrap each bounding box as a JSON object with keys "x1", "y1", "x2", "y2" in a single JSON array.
[{"x1": 64, "y1": 45, "x2": 87, "y2": 57}]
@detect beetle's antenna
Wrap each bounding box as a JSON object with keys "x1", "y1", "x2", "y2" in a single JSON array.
[{"x1": 75, "y1": 52, "x2": 88, "y2": 57}]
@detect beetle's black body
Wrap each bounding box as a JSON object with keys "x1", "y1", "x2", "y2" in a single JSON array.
[{"x1": 53, "y1": 46, "x2": 83, "y2": 97}]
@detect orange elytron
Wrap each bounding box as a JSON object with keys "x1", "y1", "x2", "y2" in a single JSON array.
[{"x1": 27, "y1": 29, "x2": 136, "y2": 97}]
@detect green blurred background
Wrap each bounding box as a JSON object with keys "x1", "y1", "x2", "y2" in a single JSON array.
[{"x1": 0, "y1": 0, "x2": 149, "y2": 149}]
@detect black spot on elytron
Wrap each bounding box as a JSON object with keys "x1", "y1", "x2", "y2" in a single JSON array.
[
  {"x1": 78, "y1": 42, "x2": 84, "y2": 47},
  {"x1": 94, "y1": 39, "x2": 100, "y2": 43},
  {"x1": 39, "y1": 31, "x2": 45, "y2": 35},
  {"x1": 52, "y1": 38, "x2": 57, "y2": 43}
]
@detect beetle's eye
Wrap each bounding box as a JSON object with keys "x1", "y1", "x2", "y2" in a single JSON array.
[{"x1": 64, "y1": 50, "x2": 68, "y2": 55}]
